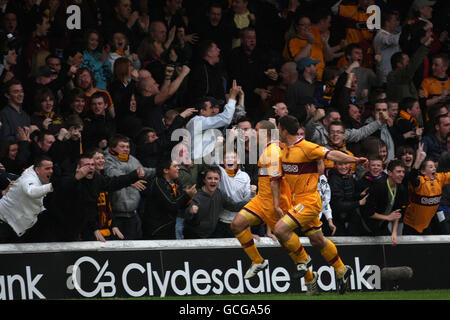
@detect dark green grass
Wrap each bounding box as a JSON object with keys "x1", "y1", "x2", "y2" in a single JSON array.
[{"x1": 113, "y1": 289, "x2": 450, "y2": 300}]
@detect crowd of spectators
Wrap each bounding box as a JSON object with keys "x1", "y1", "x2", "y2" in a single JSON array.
[{"x1": 0, "y1": 0, "x2": 449, "y2": 244}]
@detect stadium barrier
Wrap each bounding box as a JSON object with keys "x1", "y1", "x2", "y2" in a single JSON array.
[{"x1": 0, "y1": 235, "x2": 449, "y2": 300}]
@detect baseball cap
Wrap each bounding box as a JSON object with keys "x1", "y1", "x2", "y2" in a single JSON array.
[
  {"x1": 297, "y1": 57, "x2": 321, "y2": 71},
  {"x1": 413, "y1": 0, "x2": 436, "y2": 10}
]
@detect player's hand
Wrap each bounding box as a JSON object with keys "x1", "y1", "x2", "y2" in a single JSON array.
[
  {"x1": 355, "y1": 157, "x2": 368, "y2": 166},
  {"x1": 328, "y1": 218, "x2": 336, "y2": 236},
  {"x1": 274, "y1": 206, "x2": 284, "y2": 218}
]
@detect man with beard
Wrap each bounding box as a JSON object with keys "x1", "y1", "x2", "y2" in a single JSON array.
[{"x1": 75, "y1": 68, "x2": 115, "y2": 119}]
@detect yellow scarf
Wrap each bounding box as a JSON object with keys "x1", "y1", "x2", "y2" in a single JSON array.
[
  {"x1": 109, "y1": 149, "x2": 129, "y2": 162},
  {"x1": 169, "y1": 182, "x2": 178, "y2": 196},
  {"x1": 399, "y1": 110, "x2": 419, "y2": 128},
  {"x1": 225, "y1": 168, "x2": 237, "y2": 177}
]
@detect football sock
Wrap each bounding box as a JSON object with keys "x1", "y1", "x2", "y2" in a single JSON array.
[
  {"x1": 320, "y1": 239, "x2": 345, "y2": 278},
  {"x1": 281, "y1": 233, "x2": 314, "y2": 282},
  {"x1": 235, "y1": 228, "x2": 264, "y2": 264},
  {"x1": 281, "y1": 233, "x2": 310, "y2": 263}
]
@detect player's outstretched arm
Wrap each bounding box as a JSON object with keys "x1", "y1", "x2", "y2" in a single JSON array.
[{"x1": 326, "y1": 150, "x2": 368, "y2": 166}]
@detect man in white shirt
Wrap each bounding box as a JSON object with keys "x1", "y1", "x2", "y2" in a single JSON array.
[
  {"x1": 186, "y1": 80, "x2": 241, "y2": 162},
  {"x1": 0, "y1": 156, "x2": 54, "y2": 243},
  {"x1": 373, "y1": 11, "x2": 401, "y2": 84}
]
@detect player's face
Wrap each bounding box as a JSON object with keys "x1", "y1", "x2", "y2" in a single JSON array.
[
  {"x1": 203, "y1": 171, "x2": 220, "y2": 193},
  {"x1": 277, "y1": 125, "x2": 288, "y2": 143}
]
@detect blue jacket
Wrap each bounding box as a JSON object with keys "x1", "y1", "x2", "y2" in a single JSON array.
[{"x1": 80, "y1": 51, "x2": 111, "y2": 90}]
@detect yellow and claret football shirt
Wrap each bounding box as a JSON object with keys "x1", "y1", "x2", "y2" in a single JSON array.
[
  {"x1": 404, "y1": 172, "x2": 450, "y2": 233},
  {"x1": 339, "y1": 4, "x2": 373, "y2": 44},
  {"x1": 282, "y1": 25, "x2": 325, "y2": 80},
  {"x1": 256, "y1": 142, "x2": 291, "y2": 208},
  {"x1": 420, "y1": 76, "x2": 450, "y2": 98},
  {"x1": 420, "y1": 76, "x2": 450, "y2": 120},
  {"x1": 281, "y1": 137, "x2": 330, "y2": 206}
]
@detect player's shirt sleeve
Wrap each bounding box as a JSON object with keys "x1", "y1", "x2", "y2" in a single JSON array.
[
  {"x1": 302, "y1": 140, "x2": 331, "y2": 160},
  {"x1": 265, "y1": 145, "x2": 283, "y2": 181}
]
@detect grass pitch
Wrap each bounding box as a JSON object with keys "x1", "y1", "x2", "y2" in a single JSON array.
[{"x1": 144, "y1": 289, "x2": 450, "y2": 300}]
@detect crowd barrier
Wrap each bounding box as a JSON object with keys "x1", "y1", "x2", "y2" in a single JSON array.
[{"x1": 0, "y1": 235, "x2": 449, "y2": 300}]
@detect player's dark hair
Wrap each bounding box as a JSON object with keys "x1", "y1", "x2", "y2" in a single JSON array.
[{"x1": 278, "y1": 115, "x2": 300, "y2": 135}]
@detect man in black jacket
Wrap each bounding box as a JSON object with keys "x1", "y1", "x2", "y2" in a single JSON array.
[
  {"x1": 361, "y1": 159, "x2": 408, "y2": 245},
  {"x1": 142, "y1": 158, "x2": 196, "y2": 240},
  {"x1": 328, "y1": 161, "x2": 369, "y2": 236},
  {"x1": 44, "y1": 154, "x2": 144, "y2": 242},
  {"x1": 186, "y1": 40, "x2": 225, "y2": 105}
]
